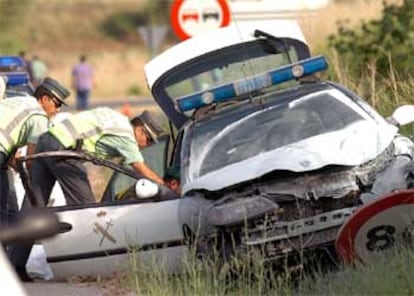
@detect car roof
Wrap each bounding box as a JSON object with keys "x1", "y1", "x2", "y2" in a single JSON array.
[{"x1": 145, "y1": 19, "x2": 307, "y2": 90}]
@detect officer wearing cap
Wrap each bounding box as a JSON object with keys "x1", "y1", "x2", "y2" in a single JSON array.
[
  {"x1": 164, "y1": 165, "x2": 181, "y2": 194},
  {"x1": 130, "y1": 110, "x2": 165, "y2": 147},
  {"x1": 0, "y1": 77, "x2": 69, "y2": 230}
]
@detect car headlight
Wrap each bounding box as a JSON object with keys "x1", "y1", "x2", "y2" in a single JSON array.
[{"x1": 207, "y1": 195, "x2": 279, "y2": 226}]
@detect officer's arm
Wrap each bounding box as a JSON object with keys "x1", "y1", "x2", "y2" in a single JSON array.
[
  {"x1": 25, "y1": 143, "x2": 36, "y2": 170},
  {"x1": 131, "y1": 161, "x2": 165, "y2": 186}
]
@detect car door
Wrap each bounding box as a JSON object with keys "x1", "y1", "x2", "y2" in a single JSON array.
[
  {"x1": 42, "y1": 199, "x2": 186, "y2": 279},
  {"x1": 40, "y1": 137, "x2": 188, "y2": 279}
]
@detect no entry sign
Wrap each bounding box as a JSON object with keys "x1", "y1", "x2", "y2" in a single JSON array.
[
  {"x1": 335, "y1": 190, "x2": 414, "y2": 264},
  {"x1": 171, "y1": 0, "x2": 231, "y2": 40}
]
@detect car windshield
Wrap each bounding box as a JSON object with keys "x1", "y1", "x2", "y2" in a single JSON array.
[{"x1": 182, "y1": 88, "x2": 370, "y2": 181}]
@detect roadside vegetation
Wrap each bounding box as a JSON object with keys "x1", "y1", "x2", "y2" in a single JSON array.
[
  {"x1": 105, "y1": 242, "x2": 414, "y2": 295},
  {"x1": 326, "y1": 0, "x2": 414, "y2": 116}
]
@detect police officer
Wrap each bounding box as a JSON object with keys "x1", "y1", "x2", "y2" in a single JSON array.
[
  {"x1": 27, "y1": 107, "x2": 165, "y2": 207},
  {"x1": 0, "y1": 77, "x2": 69, "y2": 229},
  {"x1": 10, "y1": 107, "x2": 166, "y2": 281}
]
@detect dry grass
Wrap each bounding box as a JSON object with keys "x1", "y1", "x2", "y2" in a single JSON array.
[{"x1": 13, "y1": 0, "x2": 403, "y2": 101}]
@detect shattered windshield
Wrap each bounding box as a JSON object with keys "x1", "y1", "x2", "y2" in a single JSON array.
[{"x1": 183, "y1": 88, "x2": 370, "y2": 181}]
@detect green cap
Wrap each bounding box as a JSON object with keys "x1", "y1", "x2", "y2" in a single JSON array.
[{"x1": 164, "y1": 165, "x2": 180, "y2": 180}]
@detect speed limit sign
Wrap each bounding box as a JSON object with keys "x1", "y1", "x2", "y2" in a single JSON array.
[{"x1": 335, "y1": 190, "x2": 414, "y2": 264}]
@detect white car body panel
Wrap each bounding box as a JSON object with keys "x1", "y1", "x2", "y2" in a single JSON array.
[
  {"x1": 42, "y1": 199, "x2": 187, "y2": 278},
  {"x1": 183, "y1": 120, "x2": 397, "y2": 193},
  {"x1": 182, "y1": 89, "x2": 398, "y2": 193},
  {"x1": 145, "y1": 19, "x2": 307, "y2": 89}
]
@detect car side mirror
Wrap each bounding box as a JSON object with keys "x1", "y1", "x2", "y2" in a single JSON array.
[
  {"x1": 388, "y1": 105, "x2": 414, "y2": 126},
  {"x1": 135, "y1": 179, "x2": 160, "y2": 199},
  {"x1": 134, "y1": 179, "x2": 180, "y2": 201}
]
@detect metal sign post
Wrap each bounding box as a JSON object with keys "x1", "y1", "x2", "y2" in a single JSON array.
[{"x1": 138, "y1": 25, "x2": 168, "y2": 58}]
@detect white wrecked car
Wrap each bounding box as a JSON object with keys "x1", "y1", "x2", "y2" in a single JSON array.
[{"x1": 145, "y1": 20, "x2": 414, "y2": 266}]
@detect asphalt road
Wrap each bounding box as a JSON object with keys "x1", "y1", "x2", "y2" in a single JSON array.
[
  {"x1": 65, "y1": 96, "x2": 156, "y2": 111},
  {"x1": 24, "y1": 282, "x2": 106, "y2": 296}
]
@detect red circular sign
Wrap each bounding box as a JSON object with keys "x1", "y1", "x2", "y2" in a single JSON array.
[
  {"x1": 335, "y1": 190, "x2": 414, "y2": 264},
  {"x1": 171, "y1": 0, "x2": 231, "y2": 41}
]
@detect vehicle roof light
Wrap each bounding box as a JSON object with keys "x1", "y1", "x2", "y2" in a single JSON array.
[
  {"x1": 0, "y1": 56, "x2": 26, "y2": 72},
  {"x1": 176, "y1": 55, "x2": 328, "y2": 113},
  {"x1": 4, "y1": 72, "x2": 30, "y2": 86},
  {"x1": 292, "y1": 65, "x2": 304, "y2": 77}
]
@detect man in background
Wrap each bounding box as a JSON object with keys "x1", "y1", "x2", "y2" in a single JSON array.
[
  {"x1": 18, "y1": 51, "x2": 33, "y2": 83},
  {"x1": 30, "y1": 55, "x2": 48, "y2": 88},
  {"x1": 72, "y1": 54, "x2": 93, "y2": 110}
]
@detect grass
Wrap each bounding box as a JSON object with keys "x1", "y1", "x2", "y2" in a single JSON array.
[
  {"x1": 325, "y1": 48, "x2": 414, "y2": 118},
  {"x1": 119, "y1": 244, "x2": 294, "y2": 295},
  {"x1": 105, "y1": 242, "x2": 414, "y2": 295},
  {"x1": 297, "y1": 247, "x2": 414, "y2": 295}
]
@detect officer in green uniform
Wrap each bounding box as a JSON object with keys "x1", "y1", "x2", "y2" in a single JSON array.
[
  {"x1": 30, "y1": 107, "x2": 165, "y2": 206},
  {"x1": 0, "y1": 77, "x2": 69, "y2": 229}
]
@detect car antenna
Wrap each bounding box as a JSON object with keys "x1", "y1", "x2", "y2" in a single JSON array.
[{"x1": 253, "y1": 30, "x2": 293, "y2": 65}]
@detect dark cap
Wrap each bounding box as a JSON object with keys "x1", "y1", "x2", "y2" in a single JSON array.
[
  {"x1": 164, "y1": 165, "x2": 180, "y2": 181},
  {"x1": 130, "y1": 110, "x2": 164, "y2": 143},
  {"x1": 39, "y1": 77, "x2": 70, "y2": 106}
]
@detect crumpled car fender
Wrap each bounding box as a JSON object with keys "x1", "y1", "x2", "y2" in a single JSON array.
[{"x1": 359, "y1": 155, "x2": 414, "y2": 203}]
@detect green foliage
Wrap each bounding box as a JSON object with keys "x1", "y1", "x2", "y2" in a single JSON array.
[
  {"x1": 0, "y1": 34, "x2": 25, "y2": 54},
  {"x1": 100, "y1": 0, "x2": 173, "y2": 42},
  {"x1": 0, "y1": 0, "x2": 29, "y2": 52},
  {"x1": 101, "y1": 11, "x2": 148, "y2": 42},
  {"x1": 127, "y1": 84, "x2": 142, "y2": 95},
  {"x1": 0, "y1": 0, "x2": 28, "y2": 30},
  {"x1": 144, "y1": 0, "x2": 172, "y2": 25},
  {"x1": 328, "y1": 0, "x2": 414, "y2": 77},
  {"x1": 322, "y1": 47, "x2": 414, "y2": 139}
]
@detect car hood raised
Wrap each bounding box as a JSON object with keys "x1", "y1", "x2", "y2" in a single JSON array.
[{"x1": 182, "y1": 121, "x2": 398, "y2": 194}]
